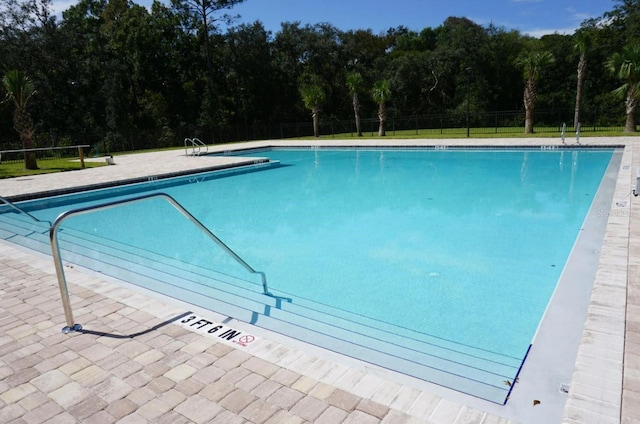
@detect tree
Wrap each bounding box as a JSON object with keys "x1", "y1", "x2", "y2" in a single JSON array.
[
  {"x1": 346, "y1": 71, "x2": 364, "y2": 136},
  {"x1": 1, "y1": 2, "x2": 638, "y2": 149},
  {"x1": 606, "y1": 0, "x2": 640, "y2": 45},
  {"x1": 101, "y1": 0, "x2": 156, "y2": 143},
  {"x1": 371, "y1": 79, "x2": 391, "y2": 136},
  {"x1": 224, "y1": 22, "x2": 277, "y2": 130},
  {"x1": 387, "y1": 51, "x2": 439, "y2": 116},
  {"x1": 573, "y1": 30, "x2": 592, "y2": 128},
  {"x1": 429, "y1": 17, "x2": 490, "y2": 113},
  {"x1": 515, "y1": 50, "x2": 555, "y2": 133},
  {"x1": 0, "y1": 0, "x2": 71, "y2": 138},
  {"x1": 341, "y1": 28, "x2": 388, "y2": 119},
  {"x1": 2, "y1": 70, "x2": 38, "y2": 169},
  {"x1": 59, "y1": 0, "x2": 109, "y2": 137},
  {"x1": 173, "y1": 0, "x2": 245, "y2": 74},
  {"x1": 538, "y1": 34, "x2": 576, "y2": 118},
  {"x1": 276, "y1": 22, "x2": 346, "y2": 120},
  {"x1": 171, "y1": 0, "x2": 245, "y2": 128},
  {"x1": 299, "y1": 83, "x2": 326, "y2": 138},
  {"x1": 483, "y1": 26, "x2": 525, "y2": 111},
  {"x1": 606, "y1": 45, "x2": 640, "y2": 132}
]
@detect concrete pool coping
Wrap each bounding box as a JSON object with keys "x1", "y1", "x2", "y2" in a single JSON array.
[{"x1": 0, "y1": 137, "x2": 637, "y2": 423}]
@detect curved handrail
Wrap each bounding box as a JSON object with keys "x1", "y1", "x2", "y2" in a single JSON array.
[
  {"x1": 184, "y1": 137, "x2": 197, "y2": 156},
  {"x1": 0, "y1": 195, "x2": 51, "y2": 226},
  {"x1": 184, "y1": 137, "x2": 208, "y2": 156},
  {"x1": 193, "y1": 137, "x2": 208, "y2": 155},
  {"x1": 50, "y1": 192, "x2": 270, "y2": 333}
]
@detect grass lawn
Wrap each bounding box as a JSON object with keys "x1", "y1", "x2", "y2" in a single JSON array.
[{"x1": 0, "y1": 158, "x2": 106, "y2": 179}]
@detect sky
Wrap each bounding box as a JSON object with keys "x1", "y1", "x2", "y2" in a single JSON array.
[{"x1": 50, "y1": 0, "x2": 614, "y2": 37}]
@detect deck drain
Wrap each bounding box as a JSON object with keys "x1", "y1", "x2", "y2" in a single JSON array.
[{"x1": 560, "y1": 384, "x2": 570, "y2": 394}]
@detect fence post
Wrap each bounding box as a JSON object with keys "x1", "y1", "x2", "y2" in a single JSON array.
[{"x1": 77, "y1": 146, "x2": 85, "y2": 168}]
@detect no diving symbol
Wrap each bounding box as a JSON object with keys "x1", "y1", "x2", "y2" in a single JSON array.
[{"x1": 235, "y1": 334, "x2": 255, "y2": 347}]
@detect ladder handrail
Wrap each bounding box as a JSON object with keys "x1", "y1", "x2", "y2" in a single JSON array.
[
  {"x1": 183, "y1": 137, "x2": 208, "y2": 156},
  {"x1": 184, "y1": 137, "x2": 197, "y2": 156},
  {"x1": 193, "y1": 137, "x2": 208, "y2": 155},
  {"x1": 50, "y1": 192, "x2": 270, "y2": 333},
  {"x1": 0, "y1": 195, "x2": 51, "y2": 225}
]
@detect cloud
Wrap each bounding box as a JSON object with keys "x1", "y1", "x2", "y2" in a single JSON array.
[
  {"x1": 516, "y1": 4, "x2": 603, "y2": 37},
  {"x1": 471, "y1": 15, "x2": 577, "y2": 37},
  {"x1": 566, "y1": 4, "x2": 607, "y2": 25},
  {"x1": 524, "y1": 27, "x2": 578, "y2": 37},
  {"x1": 572, "y1": 12, "x2": 591, "y2": 21}
]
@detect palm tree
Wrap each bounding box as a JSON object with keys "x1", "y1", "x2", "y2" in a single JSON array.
[
  {"x1": 573, "y1": 31, "x2": 592, "y2": 129},
  {"x1": 372, "y1": 79, "x2": 391, "y2": 137},
  {"x1": 2, "y1": 70, "x2": 38, "y2": 170},
  {"x1": 515, "y1": 51, "x2": 554, "y2": 134},
  {"x1": 346, "y1": 71, "x2": 364, "y2": 137},
  {"x1": 300, "y1": 84, "x2": 326, "y2": 138},
  {"x1": 606, "y1": 45, "x2": 640, "y2": 132}
]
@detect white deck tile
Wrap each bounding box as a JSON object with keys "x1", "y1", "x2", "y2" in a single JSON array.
[
  {"x1": 368, "y1": 379, "x2": 403, "y2": 406},
  {"x1": 453, "y1": 406, "x2": 486, "y2": 424},
  {"x1": 429, "y1": 398, "x2": 465, "y2": 424},
  {"x1": 349, "y1": 373, "x2": 385, "y2": 399},
  {"x1": 405, "y1": 391, "x2": 441, "y2": 419},
  {"x1": 334, "y1": 368, "x2": 368, "y2": 392},
  {"x1": 317, "y1": 362, "x2": 355, "y2": 386},
  {"x1": 387, "y1": 385, "x2": 422, "y2": 411}
]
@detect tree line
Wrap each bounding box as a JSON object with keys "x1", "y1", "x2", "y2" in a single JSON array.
[{"x1": 1, "y1": 0, "x2": 639, "y2": 167}]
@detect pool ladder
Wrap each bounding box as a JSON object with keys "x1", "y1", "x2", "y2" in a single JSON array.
[
  {"x1": 48, "y1": 192, "x2": 270, "y2": 333},
  {"x1": 184, "y1": 137, "x2": 208, "y2": 156}
]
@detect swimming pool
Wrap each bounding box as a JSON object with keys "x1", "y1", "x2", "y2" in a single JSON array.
[{"x1": 0, "y1": 147, "x2": 616, "y2": 404}]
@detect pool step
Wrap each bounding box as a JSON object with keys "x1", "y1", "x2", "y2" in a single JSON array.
[
  {"x1": 0, "y1": 212, "x2": 520, "y2": 403},
  {"x1": 3, "y1": 213, "x2": 521, "y2": 363},
  {"x1": 0, "y1": 213, "x2": 260, "y2": 289}
]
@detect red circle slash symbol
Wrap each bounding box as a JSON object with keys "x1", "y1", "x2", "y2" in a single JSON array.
[{"x1": 238, "y1": 335, "x2": 255, "y2": 345}]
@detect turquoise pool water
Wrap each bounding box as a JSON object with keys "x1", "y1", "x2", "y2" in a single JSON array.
[
  {"x1": 3, "y1": 147, "x2": 614, "y2": 401},
  {"x1": 219, "y1": 148, "x2": 611, "y2": 353}
]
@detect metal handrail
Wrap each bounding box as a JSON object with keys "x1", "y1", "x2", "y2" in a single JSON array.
[
  {"x1": 50, "y1": 192, "x2": 270, "y2": 333},
  {"x1": 184, "y1": 137, "x2": 197, "y2": 156},
  {"x1": 0, "y1": 195, "x2": 51, "y2": 225},
  {"x1": 183, "y1": 137, "x2": 208, "y2": 156}
]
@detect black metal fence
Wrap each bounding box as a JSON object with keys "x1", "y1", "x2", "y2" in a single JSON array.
[
  {"x1": 208, "y1": 108, "x2": 629, "y2": 144},
  {"x1": 0, "y1": 109, "x2": 633, "y2": 158},
  {"x1": 275, "y1": 109, "x2": 627, "y2": 140}
]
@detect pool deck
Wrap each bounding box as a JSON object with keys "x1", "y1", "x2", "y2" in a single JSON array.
[{"x1": 0, "y1": 137, "x2": 637, "y2": 424}]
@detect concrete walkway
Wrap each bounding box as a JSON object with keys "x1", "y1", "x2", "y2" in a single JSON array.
[{"x1": 0, "y1": 138, "x2": 637, "y2": 423}]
